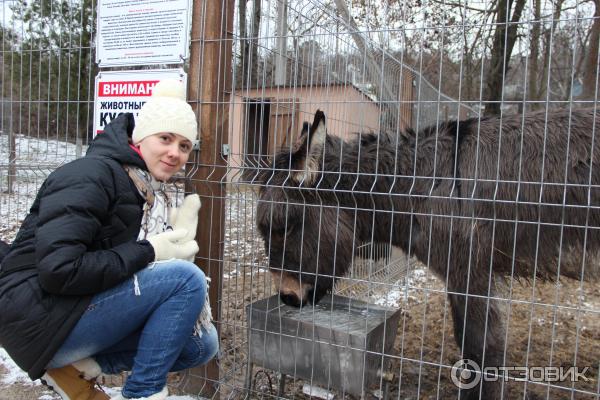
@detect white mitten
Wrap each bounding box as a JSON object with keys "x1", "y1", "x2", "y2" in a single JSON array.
[
  {"x1": 169, "y1": 194, "x2": 201, "y2": 242},
  {"x1": 147, "y1": 229, "x2": 199, "y2": 261}
]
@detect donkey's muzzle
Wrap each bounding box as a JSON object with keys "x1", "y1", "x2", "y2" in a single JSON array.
[
  {"x1": 307, "y1": 284, "x2": 328, "y2": 305},
  {"x1": 280, "y1": 292, "x2": 305, "y2": 307}
]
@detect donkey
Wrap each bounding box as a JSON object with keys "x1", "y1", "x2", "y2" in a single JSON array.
[{"x1": 252, "y1": 108, "x2": 600, "y2": 399}]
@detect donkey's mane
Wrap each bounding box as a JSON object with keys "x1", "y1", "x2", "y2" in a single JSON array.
[{"x1": 256, "y1": 119, "x2": 466, "y2": 187}]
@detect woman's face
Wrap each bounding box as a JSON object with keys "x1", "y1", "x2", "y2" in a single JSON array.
[{"x1": 137, "y1": 132, "x2": 193, "y2": 181}]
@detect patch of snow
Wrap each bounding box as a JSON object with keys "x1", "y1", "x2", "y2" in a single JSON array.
[
  {"x1": 369, "y1": 265, "x2": 434, "y2": 307},
  {"x1": 0, "y1": 134, "x2": 84, "y2": 164},
  {"x1": 103, "y1": 386, "x2": 122, "y2": 397},
  {"x1": 374, "y1": 283, "x2": 403, "y2": 307},
  {"x1": 0, "y1": 348, "x2": 206, "y2": 399},
  {"x1": 302, "y1": 383, "x2": 335, "y2": 400},
  {"x1": 0, "y1": 134, "x2": 88, "y2": 242},
  {"x1": 99, "y1": 387, "x2": 198, "y2": 400},
  {"x1": 223, "y1": 267, "x2": 268, "y2": 279},
  {"x1": 0, "y1": 348, "x2": 39, "y2": 386}
]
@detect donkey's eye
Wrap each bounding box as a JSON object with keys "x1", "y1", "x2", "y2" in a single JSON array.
[
  {"x1": 268, "y1": 227, "x2": 294, "y2": 246},
  {"x1": 276, "y1": 225, "x2": 294, "y2": 238},
  {"x1": 271, "y1": 232, "x2": 285, "y2": 242}
]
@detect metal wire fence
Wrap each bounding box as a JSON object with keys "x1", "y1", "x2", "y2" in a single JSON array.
[
  {"x1": 1, "y1": 0, "x2": 599, "y2": 399},
  {"x1": 225, "y1": 1, "x2": 599, "y2": 400}
]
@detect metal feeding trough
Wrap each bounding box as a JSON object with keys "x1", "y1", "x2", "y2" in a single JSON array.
[{"x1": 245, "y1": 294, "x2": 402, "y2": 398}]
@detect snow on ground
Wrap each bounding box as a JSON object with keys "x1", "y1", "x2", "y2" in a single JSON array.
[
  {"x1": 0, "y1": 133, "x2": 84, "y2": 166},
  {"x1": 0, "y1": 349, "x2": 200, "y2": 400},
  {"x1": 223, "y1": 187, "x2": 269, "y2": 278},
  {"x1": 0, "y1": 134, "x2": 86, "y2": 242},
  {"x1": 0, "y1": 348, "x2": 39, "y2": 386},
  {"x1": 373, "y1": 265, "x2": 440, "y2": 308}
]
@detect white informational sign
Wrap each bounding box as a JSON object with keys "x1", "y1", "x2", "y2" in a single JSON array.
[
  {"x1": 96, "y1": 0, "x2": 192, "y2": 67},
  {"x1": 93, "y1": 69, "x2": 186, "y2": 136}
]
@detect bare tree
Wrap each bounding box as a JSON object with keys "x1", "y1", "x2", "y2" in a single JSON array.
[
  {"x1": 528, "y1": 0, "x2": 542, "y2": 108},
  {"x1": 236, "y1": 0, "x2": 262, "y2": 86},
  {"x1": 236, "y1": 0, "x2": 248, "y2": 86},
  {"x1": 580, "y1": 0, "x2": 600, "y2": 99},
  {"x1": 333, "y1": 0, "x2": 399, "y2": 128},
  {"x1": 485, "y1": 0, "x2": 527, "y2": 116},
  {"x1": 538, "y1": 0, "x2": 566, "y2": 102},
  {"x1": 250, "y1": 0, "x2": 262, "y2": 83}
]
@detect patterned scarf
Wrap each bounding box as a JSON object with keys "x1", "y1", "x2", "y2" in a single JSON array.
[{"x1": 123, "y1": 165, "x2": 213, "y2": 337}]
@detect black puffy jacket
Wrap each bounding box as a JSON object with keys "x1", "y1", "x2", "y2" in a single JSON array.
[{"x1": 0, "y1": 113, "x2": 155, "y2": 379}]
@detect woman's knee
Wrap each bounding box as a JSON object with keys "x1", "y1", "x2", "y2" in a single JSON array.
[{"x1": 149, "y1": 260, "x2": 207, "y2": 295}]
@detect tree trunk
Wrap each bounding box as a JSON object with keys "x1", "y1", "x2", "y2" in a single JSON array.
[
  {"x1": 236, "y1": 0, "x2": 260, "y2": 86},
  {"x1": 250, "y1": 0, "x2": 262, "y2": 83},
  {"x1": 332, "y1": 0, "x2": 398, "y2": 129},
  {"x1": 527, "y1": 0, "x2": 541, "y2": 110},
  {"x1": 484, "y1": 0, "x2": 526, "y2": 116},
  {"x1": 274, "y1": 0, "x2": 288, "y2": 86},
  {"x1": 580, "y1": 0, "x2": 600, "y2": 100},
  {"x1": 237, "y1": 0, "x2": 248, "y2": 86},
  {"x1": 537, "y1": 0, "x2": 564, "y2": 102}
]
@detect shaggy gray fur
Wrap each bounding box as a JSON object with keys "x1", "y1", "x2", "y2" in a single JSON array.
[{"x1": 252, "y1": 108, "x2": 599, "y2": 399}]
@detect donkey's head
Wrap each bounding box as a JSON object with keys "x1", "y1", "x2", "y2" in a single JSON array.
[{"x1": 253, "y1": 110, "x2": 355, "y2": 307}]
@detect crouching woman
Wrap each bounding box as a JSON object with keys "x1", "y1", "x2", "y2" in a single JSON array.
[{"x1": 0, "y1": 79, "x2": 218, "y2": 400}]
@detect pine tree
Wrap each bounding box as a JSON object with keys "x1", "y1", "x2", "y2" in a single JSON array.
[{"x1": 7, "y1": 0, "x2": 96, "y2": 142}]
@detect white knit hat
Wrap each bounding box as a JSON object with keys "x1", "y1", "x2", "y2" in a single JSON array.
[{"x1": 132, "y1": 79, "x2": 197, "y2": 144}]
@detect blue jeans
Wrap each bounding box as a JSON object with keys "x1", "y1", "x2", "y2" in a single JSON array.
[{"x1": 46, "y1": 260, "x2": 219, "y2": 398}]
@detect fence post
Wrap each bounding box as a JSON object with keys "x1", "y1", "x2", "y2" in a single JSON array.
[{"x1": 185, "y1": 0, "x2": 234, "y2": 397}]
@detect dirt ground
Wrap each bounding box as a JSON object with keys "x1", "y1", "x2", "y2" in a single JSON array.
[
  {"x1": 218, "y1": 189, "x2": 600, "y2": 400},
  {"x1": 218, "y1": 265, "x2": 599, "y2": 400},
  {"x1": 0, "y1": 362, "x2": 53, "y2": 400}
]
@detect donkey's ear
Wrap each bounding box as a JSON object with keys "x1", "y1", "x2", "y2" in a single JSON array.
[
  {"x1": 400, "y1": 127, "x2": 416, "y2": 141},
  {"x1": 291, "y1": 110, "x2": 327, "y2": 184},
  {"x1": 291, "y1": 121, "x2": 311, "y2": 154},
  {"x1": 308, "y1": 110, "x2": 327, "y2": 150}
]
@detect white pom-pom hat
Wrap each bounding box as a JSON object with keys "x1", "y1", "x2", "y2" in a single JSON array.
[{"x1": 132, "y1": 79, "x2": 198, "y2": 144}]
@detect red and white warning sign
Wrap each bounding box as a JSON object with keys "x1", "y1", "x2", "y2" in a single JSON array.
[{"x1": 93, "y1": 69, "x2": 186, "y2": 136}]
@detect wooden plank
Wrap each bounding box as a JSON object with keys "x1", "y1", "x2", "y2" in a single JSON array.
[
  {"x1": 267, "y1": 98, "x2": 299, "y2": 154},
  {"x1": 184, "y1": 0, "x2": 234, "y2": 397}
]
